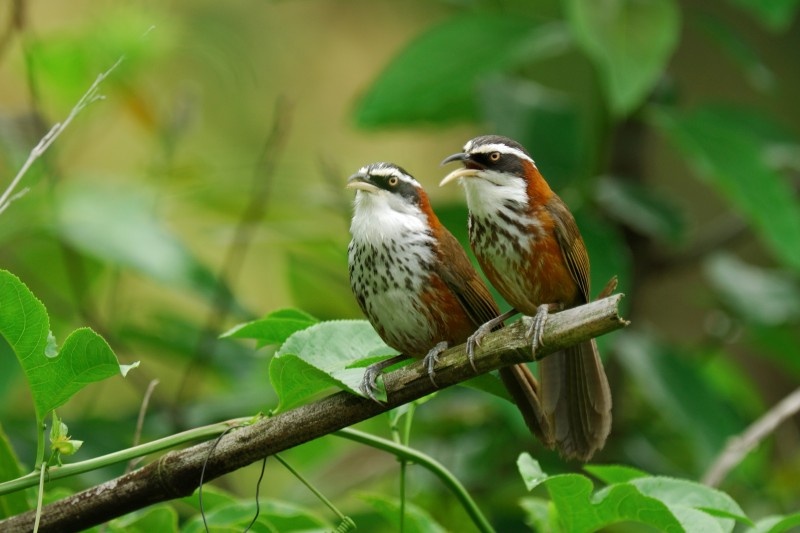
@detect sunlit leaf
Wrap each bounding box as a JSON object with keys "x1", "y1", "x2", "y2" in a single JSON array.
[
  {"x1": 748, "y1": 512, "x2": 800, "y2": 533},
  {"x1": 565, "y1": 0, "x2": 680, "y2": 116},
  {"x1": 584, "y1": 464, "x2": 648, "y2": 484},
  {"x1": 355, "y1": 13, "x2": 539, "y2": 127},
  {"x1": 0, "y1": 270, "x2": 133, "y2": 423},
  {"x1": 221, "y1": 308, "x2": 318, "y2": 348},
  {"x1": 519, "y1": 453, "x2": 750, "y2": 533},
  {"x1": 270, "y1": 320, "x2": 397, "y2": 411},
  {"x1": 652, "y1": 105, "x2": 800, "y2": 272}
]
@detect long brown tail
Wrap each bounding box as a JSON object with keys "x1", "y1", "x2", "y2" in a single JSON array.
[
  {"x1": 498, "y1": 364, "x2": 553, "y2": 448},
  {"x1": 538, "y1": 339, "x2": 612, "y2": 462}
]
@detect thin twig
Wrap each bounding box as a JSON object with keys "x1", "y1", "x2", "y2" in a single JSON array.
[
  {"x1": 124, "y1": 380, "x2": 159, "y2": 475},
  {"x1": 0, "y1": 56, "x2": 123, "y2": 215},
  {"x1": 702, "y1": 386, "x2": 800, "y2": 487}
]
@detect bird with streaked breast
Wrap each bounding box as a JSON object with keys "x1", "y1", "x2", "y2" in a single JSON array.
[
  {"x1": 440, "y1": 135, "x2": 612, "y2": 461},
  {"x1": 347, "y1": 162, "x2": 551, "y2": 445}
]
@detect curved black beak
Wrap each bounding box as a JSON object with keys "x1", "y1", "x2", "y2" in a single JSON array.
[{"x1": 440, "y1": 152, "x2": 469, "y2": 166}]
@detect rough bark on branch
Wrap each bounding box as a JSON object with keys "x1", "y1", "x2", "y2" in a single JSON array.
[{"x1": 0, "y1": 294, "x2": 628, "y2": 533}]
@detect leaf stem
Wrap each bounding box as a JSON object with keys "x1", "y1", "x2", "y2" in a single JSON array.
[
  {"x1": 274, "y1": 453, "x2": 348, "y2": 523},
  {"x1": 0, "y1": 418, "x2": 248, "y2": 496},
  {"x1": 335, "y1": 428, "x2": 495, "y2": 533}
]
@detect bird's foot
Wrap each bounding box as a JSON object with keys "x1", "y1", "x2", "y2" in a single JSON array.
[
  {"x1": 466, "y1": 309, "x2": 518, "y2": 372},
  {"x1": 525, "y1": 304, "x2": 559, "y2": 354},
  {"x1": 359, "y1": 354, "x2": 409, "y2": 403},
  {"x1": 422, "y1": 341, "x2": 449, "y2": 387}
]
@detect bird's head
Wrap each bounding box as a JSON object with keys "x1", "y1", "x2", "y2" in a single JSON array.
[
  {"x1": 439, "y1": 135, "x2": 547, "y2": 212},
  {"x1": 347, "y1": 162, "x2": 426, "y2": 213},
  {"x1": 347, "y1": 162, "x2": 439, "y2": 239}
]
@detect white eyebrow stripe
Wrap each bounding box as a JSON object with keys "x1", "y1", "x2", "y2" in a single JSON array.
[
  {"x1": 362, "y1": 164, "x2": 421, "y2": 187},
  {"x1": 464, "y1": 142, "x2": 535, "y2": 165}
]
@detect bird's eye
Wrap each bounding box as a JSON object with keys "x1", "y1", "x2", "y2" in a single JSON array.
[
  {"x1": 489, "y1": 152, "x2": 501, "y2": 162},
  {"x1": 388, "y1": 176, "x2": 399, "y2": 186}
]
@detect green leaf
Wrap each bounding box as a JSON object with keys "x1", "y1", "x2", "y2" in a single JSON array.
[
  {"x1": 651, "y1": 105, "x2": 800, "y2": 272},
  {"x1": 724, "y1": 0, "x2": 800, "y2": 32},
  {"x1": 518, "y1": 453, "x2": 683, "y2": 533},
  {"x1": 704, "y1": 253, "x2": 800, "y2": 325},
  {"x1": 631, "y1": 476, "x2": 751, "y2": 528},
  {"x1": 355, "y1": 13, "x2": 538, "y2": 127},
  {"x1": 0, "y1": 423, "x2": 29, "y2": 518},
  {"x1": 361, "y1": 493, "x2": 448, "y2": 533},
  {"x1": 181, "y1": 498, "x2": 328, "y2": 533},
  {"x1": 566, "y1": 0, "x2": 680, "y2": 116},
  {"x1": 108, "y1": 505, "x2": 179, "y2": 533},
  {"x1": 270, "y1": 320, "x2": 397, "y2": 411},
  {"x1": 519, "y1": 453, "x2": 752, "y2": 533},
  {"x1": 221, "y1": 308, "x2": 319, "y2": 348},
  {"x1": 748, "y1": 512, "x2": 800, "y2": 533},
  {"x1": 0, "y1": 270, "x2": 133, "y2": 423},
  {"x1": 519, "y1": 497, "x2": 555, "y2": 533},
  {"x1": 596, "y1": 177, "x2": 685, "y2": 244},
  {"x1": 584, "y1": 464, "x2": 649, "y2": 484}
]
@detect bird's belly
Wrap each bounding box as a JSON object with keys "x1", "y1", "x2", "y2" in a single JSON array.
[
  {"x1": 361, "y1": 288, "x2": 437, "y2": 356},
  {"x1": 478, "y1": 237, "x2": 573, "y2": 316}
]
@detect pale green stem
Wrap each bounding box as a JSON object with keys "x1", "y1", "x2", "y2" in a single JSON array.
[
  {"x1": 274, "y1": 454, "x2": 348, "y2": 523},
  {"x1": 0, "y1": 418, "x2": 249, "y2": 496},
  {"x1": 335, "y1": 428, "x2": 495, "y2": 533}
]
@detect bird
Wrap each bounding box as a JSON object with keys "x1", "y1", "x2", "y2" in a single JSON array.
[
  {"x1": 347, "y1": 162, "x2": 551, "y2": 444},
  {"x1": 440, "y1": 135, "x2": 612, "y2": 461}
]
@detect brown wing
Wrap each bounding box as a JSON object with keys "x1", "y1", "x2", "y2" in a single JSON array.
[
  {"x1": 546, "y1": 195, "x2": 591, "y2": 304},
  {"x1": 433, "y1": 225, "x2": 501, "y2": 327}
]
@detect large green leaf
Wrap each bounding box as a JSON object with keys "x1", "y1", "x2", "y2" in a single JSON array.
[
  {"x1": 566, "y1": 0, "x2": 680, "y2": 116},
  {"x1": 652, "y1": 105, "x2": 800, "y2": 272},
  {"x1": 355, "y1": 13, "x2": 538, "y2": 127},
  {"x1": 0, "y1": 270, "x2": 135, "y2": 423},
  {"x1": 518, "y1": 454, "x2": 751, "y2": 533},
  {"x1": 270, "y1": 320, "x2": 398, "y2": 411}
]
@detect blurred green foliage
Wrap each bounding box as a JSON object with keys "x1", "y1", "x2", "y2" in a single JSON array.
[{"x1": 1, "y1": 0, "x2": 800, "y2": 530}]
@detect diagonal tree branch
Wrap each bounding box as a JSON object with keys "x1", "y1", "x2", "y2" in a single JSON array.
[{"x1": 0, "y1": 294, "x2": 628, "y2": 533}]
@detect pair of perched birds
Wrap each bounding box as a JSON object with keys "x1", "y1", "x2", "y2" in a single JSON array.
[{"x1": 346, "y1": 135, "x2": 612, "y2": 462}]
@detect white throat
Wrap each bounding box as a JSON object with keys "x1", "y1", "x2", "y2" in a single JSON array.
[
  {"x1": 460, "y1": 171, "x2": 529, "y2": 218},
  {"x1": 349, "y1": 190, "x2": 434, "y2": 248}
]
